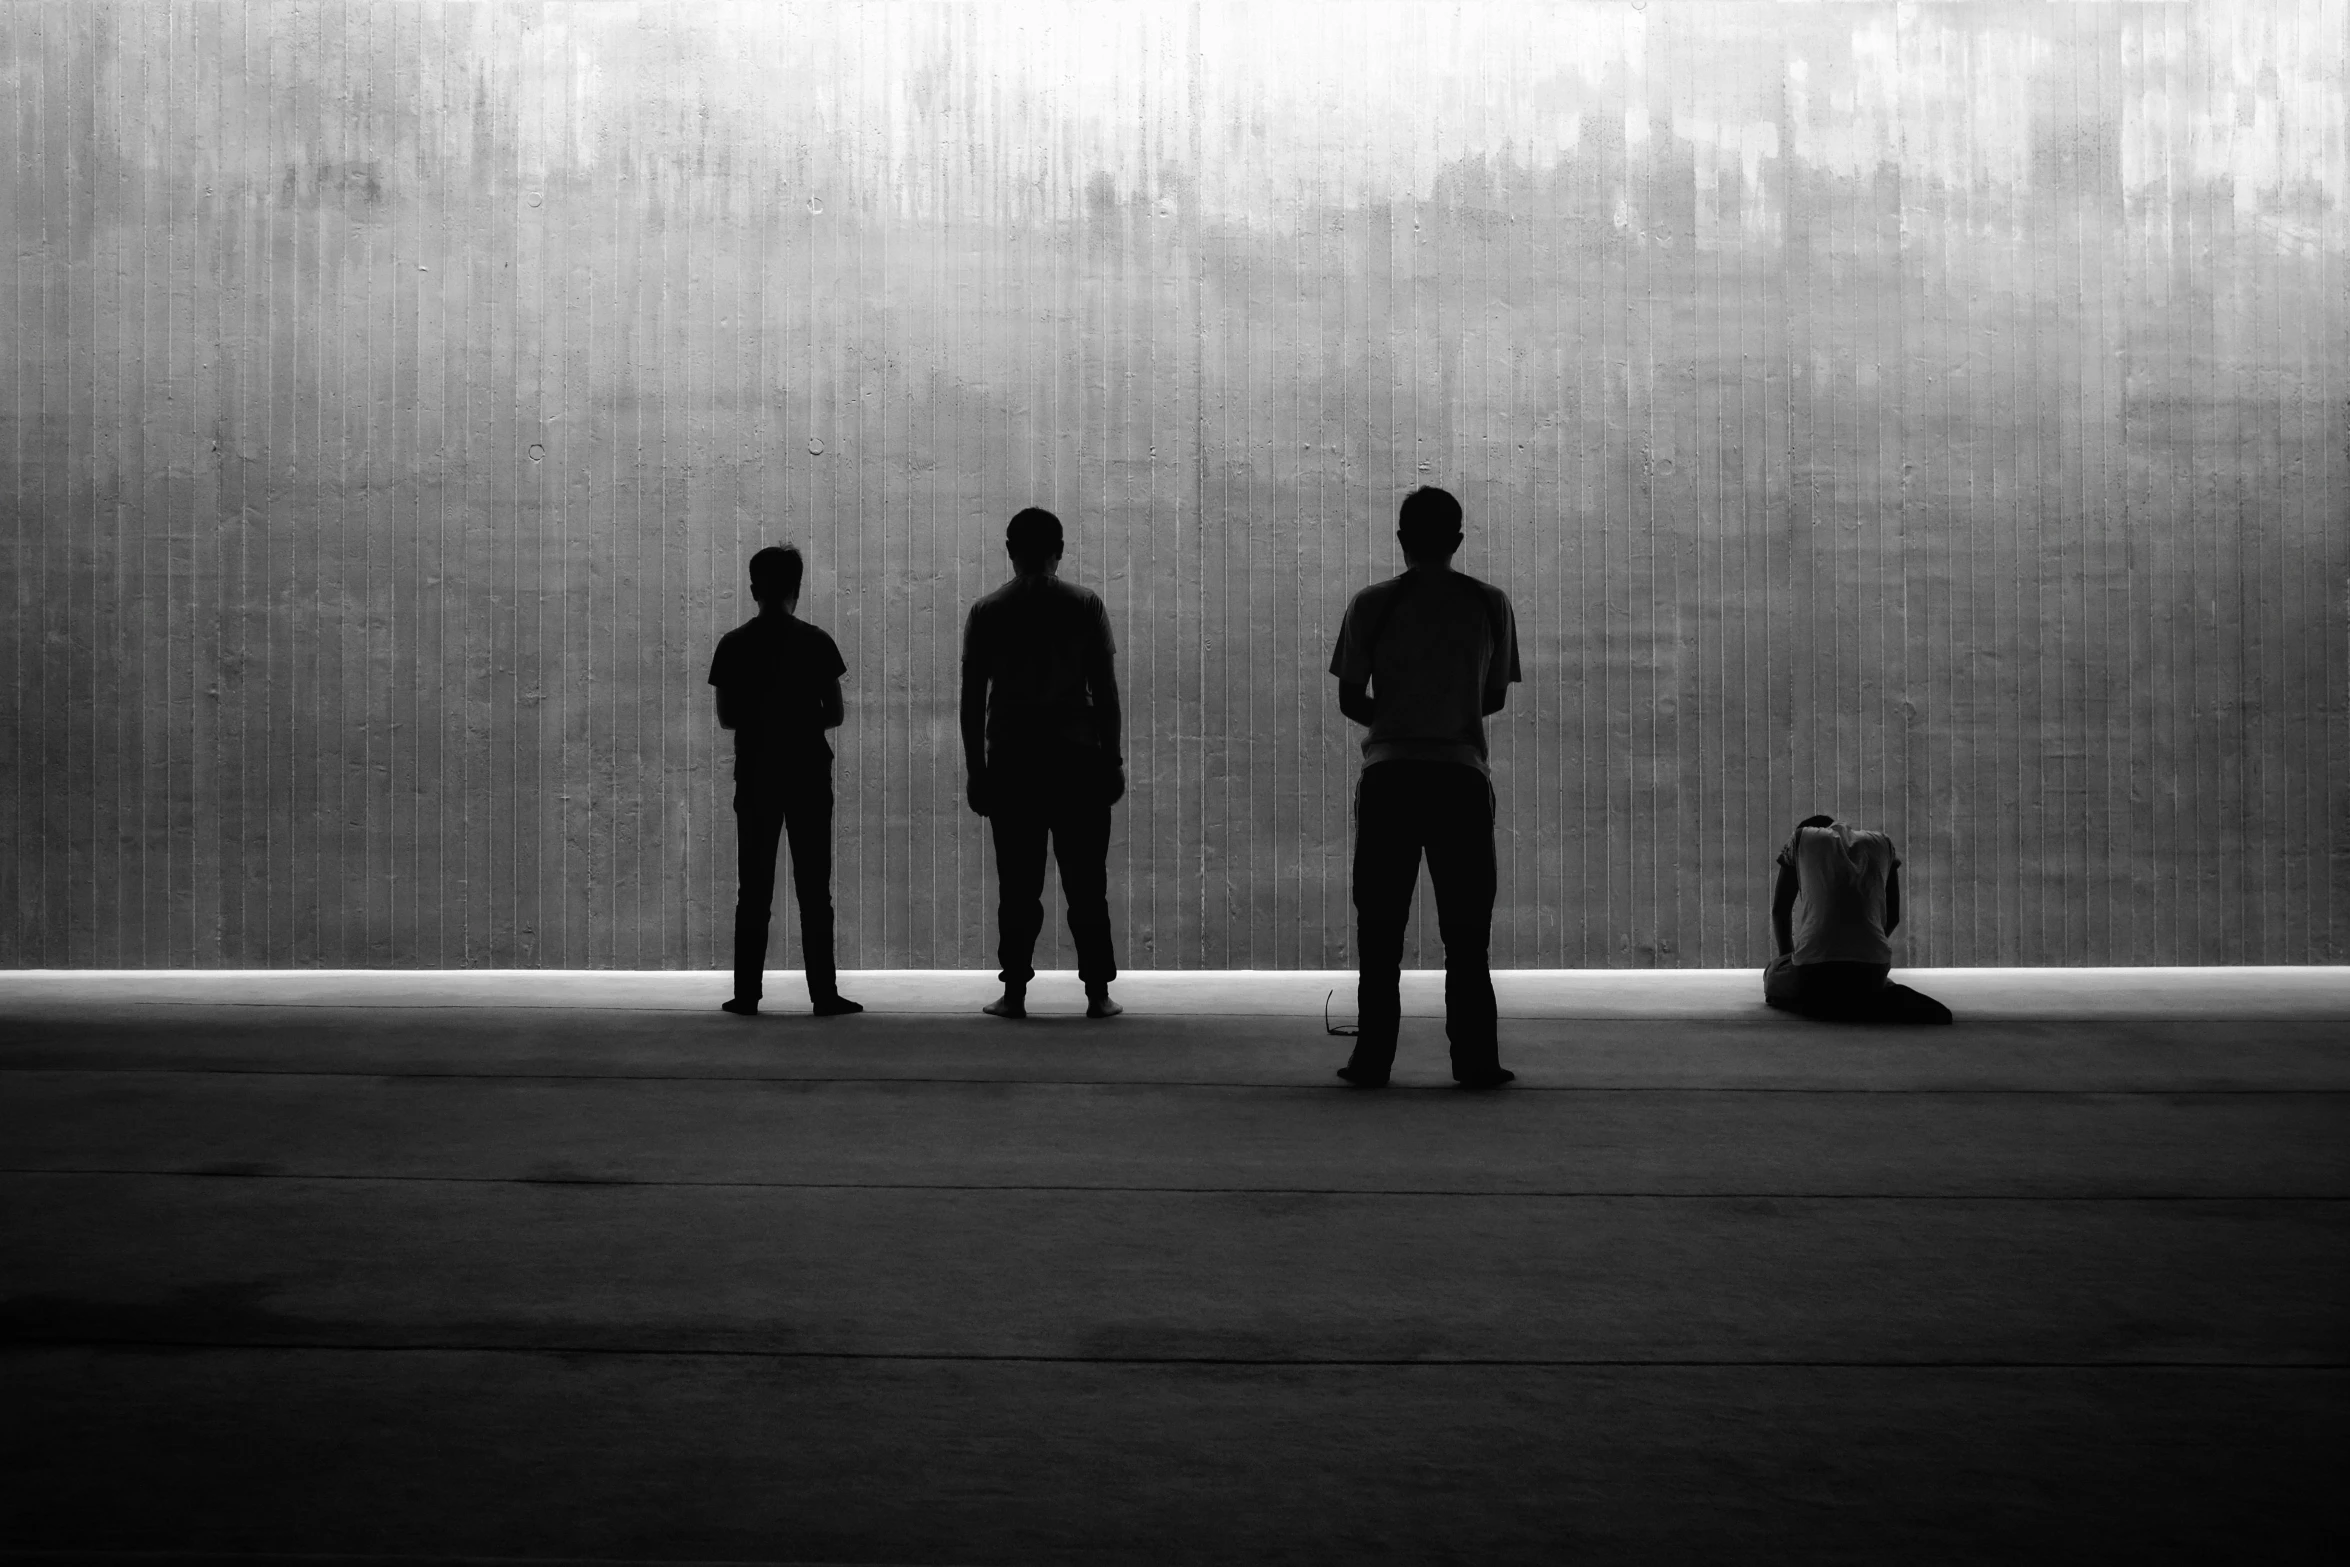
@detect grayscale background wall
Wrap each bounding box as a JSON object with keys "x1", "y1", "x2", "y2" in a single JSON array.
[{"x1": 3, "y1": 1, "x2": 2345, "y2": 969}]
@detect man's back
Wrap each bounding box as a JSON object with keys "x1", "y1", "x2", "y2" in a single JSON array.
[
  {"x1": 1782, "y1": 824, "x2": 1899, "y2": 966},
  {"x1": 963, "y1": 574, "x2": 1118, "y2": 756},
  {"x1": 1330, "y1": 567, "x2": 1520, "y2": 774},
  {"x1": 708, "y1": 613, "x2": 847, "y2": 769}
]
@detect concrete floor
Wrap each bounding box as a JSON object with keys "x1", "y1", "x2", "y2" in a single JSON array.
[{"x1": 2, "y1": 970, "x2": 2345, "y2": 1566}]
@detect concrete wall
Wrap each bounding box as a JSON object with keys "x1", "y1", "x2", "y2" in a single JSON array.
[{"x1": 3, "y1": 1, "x2": 2345, "y2": 969}]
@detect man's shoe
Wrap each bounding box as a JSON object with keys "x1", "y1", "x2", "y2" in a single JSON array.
[
  {"x1": 1085, "y1": 987, "x2": 1124, "y2": 1019},
  {"x1": 1455, "y1": 1067, "x2": 1517, "y2": 1090},
  {"x1": 1335, "y1": 1065, "x2": 1388, "y2": 1088},
  {"x1": 811, "y1": 995, "x2": 864, "y2": 1017},
  {"x1": 982, "y1": 991, "x2": 1027, "y2": 1019},
  {"x1": 721, "y1": 998, "x2": 759, "y2": 1017}
]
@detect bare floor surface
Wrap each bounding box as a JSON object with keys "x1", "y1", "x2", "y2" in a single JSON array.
[{"x1": 2, "y1": 973, "x2": 2346, "y2": 1565}]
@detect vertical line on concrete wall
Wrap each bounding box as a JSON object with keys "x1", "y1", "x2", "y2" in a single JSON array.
[
  {"x1": 1186, "y1": 0, "x2": 1203, "y2": 968},
  {"x1": 2323, "y1": 0, "x2": 2344, "y2": 957},
  {"x1": 4, "y1": 7, "x2": 20, "y2": 964},
  {"x1": 127, "y1": 0, "x2": 146, "y2": 964},
  {"x1": 35, "y1": 10, "x2": 55, "y2": 962},
  {"x1": 72, "y1": 1, "x2": 94, "y2": 968}
]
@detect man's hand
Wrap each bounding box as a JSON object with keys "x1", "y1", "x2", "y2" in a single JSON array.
[
  {"x1": 1103, "y1": 758, "x2": 1127, "y2": 807},
  {"x1": 966, "y1": 769, "x2": 992, "y2": 818}
]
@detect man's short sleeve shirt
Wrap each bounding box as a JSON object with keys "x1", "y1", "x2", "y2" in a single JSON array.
[
  {"x1": 1776, "y1": 824, "x2": 1901, "y2": 967},
  {"x1": 963, "y1": 576, "x2": 1118, "y2": 758},
  {"x1": 708, "y1": 615, "x2": 847, "y2": 769},
  {"x1": 1329, "y1": 568, "x2": 1521, "y2": 774}
]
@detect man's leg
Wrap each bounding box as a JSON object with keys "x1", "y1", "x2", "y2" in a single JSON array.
[
  {"x1": 1797, "y1": 962, "x2": 1892, "y2": 1020},
  {"x1": 1870, "y1": 980, "x2": 1954, "y2": 1025},
  {"x1": 1348, "y1": 764, "x2": 1422, "y2": 1083},
  {"x1": 989, "y1": 796, "x2": 1051, "y2": 992},
  {"x1": 732, "y1": 791, "x2": 787, "y2": 1005},
  {"x1": 780, "y1": 771, "x2": 841, "y2": 1004},
  {"x1": 1052, "y1": 788, "x2": 1118, "y2": 990},
  {"x1": 1424, "y1": 765, "x2": 1502, "y2": 1081}
]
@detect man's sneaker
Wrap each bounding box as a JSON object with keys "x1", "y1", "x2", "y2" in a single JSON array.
[
  {"x1": 1335, "y1": 1065, "x2": 1388, "y2": 1088},
  {"x1": 1085, "y1": 987, "x2": 1124, "y2": 1019},
  {"x1": 721, "y1": 998, "x2": 759, "y2": 1017},
  {"x1": 1455, "y1": 1068, "x2": 1517, "y2": 1090},
  {"x1": 811, "y1": 995, "x2": 864, "y2": 1017}
]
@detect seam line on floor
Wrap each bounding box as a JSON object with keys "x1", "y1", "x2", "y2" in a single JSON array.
[
  {"x1": 5, "y1": 1337, "x2": 2344, "y2": 1370},
  {"x1": 5, "y1": 1066, "x2": 2344, "y2": 1094},
  {"x1": 4, "y1": 1168, "x2": 2345, "y2": 1201}
]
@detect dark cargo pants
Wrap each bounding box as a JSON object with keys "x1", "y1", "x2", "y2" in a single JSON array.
[
  {"x1": 1347, "y1": 759, "x2": 1502, "y2": 1082},
  {"x1": 733, "y1": 767, "x2": 837, "y2": 1004}
]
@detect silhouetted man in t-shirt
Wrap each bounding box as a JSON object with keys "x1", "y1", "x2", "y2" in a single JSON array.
[
  {"x1": 961, "y1": 508, "x2": 1125, "y2": 1019},
  {"x1": 709, "y1": 545, "x2": 861, "y2": 1017},
  {"x1": 1330, "y1": 487, "x2": 1521, "y2": 1087}
]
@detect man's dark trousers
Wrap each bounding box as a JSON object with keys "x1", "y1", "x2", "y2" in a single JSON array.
[
  {"x1": 1349, "y1": 759, "x2": 1501, "y2": 1080},
  {"x1": 733, "y1": 765, "x2": 836, "y2": 1003},
  {"x1": 988, "y1": 750, "x2": 1116, "y2": 988}
]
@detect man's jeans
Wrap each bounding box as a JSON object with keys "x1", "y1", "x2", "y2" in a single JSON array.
[
  {"x1": 1349, "y1": 759, "x2": 1501, "y2": 1080},
  {"x1": 733, "y1": 768, "x2": 837, "y2": 1003},
  {"x1": 988, "y1": 750, "x2": 1118, "y2": 989}
]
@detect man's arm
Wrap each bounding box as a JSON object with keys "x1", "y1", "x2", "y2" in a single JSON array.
[
  {"x1": 1338, "y1": 680, "x2": 1376, "y2": 726},
  {"x1": 1087, "y1": 604, "x2": 1124, "y2": 762},
  {"x1": 1884, "y1": 864, "x2": 1902, "y2": 935},
  {"x1": 1483, "y1": 591, "x2": 1520, "y2": 716},
  {"x1": 960, "y1": 612, "x2": 990, "y2": 815},
  {"x1": 1771, "y1": 858, "x2": 1799, "y2": 957},
  {"x1": 816, "y1": 677, "x2": 844, "y2": 733},
  {"x1": 710, "y1": 640, "x2": 738, "y2": 729}
]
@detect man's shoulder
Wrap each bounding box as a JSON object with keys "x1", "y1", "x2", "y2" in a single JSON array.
[
  {"x1": 1344, "y1": 576, "x2": 1406, "y2": 619},
  {"x1": 969, "y1": 578, "x2": 1025, "y2": 617},
  {"x1": 1053, "y1": 577, "x2": 1108, "y2": 619},
  {"x1": 789, "y1": 616, "x2": 841, "y2": 654},
  {"x1": 712, "y1": 617, "x2": 761, "y2": 659},
  {"x1": 970, "y1": 575, "x2": 1103, "y2": 616},
  {"x1": 1452, "y1": 571, "x2": 1514, "y2": 617}
]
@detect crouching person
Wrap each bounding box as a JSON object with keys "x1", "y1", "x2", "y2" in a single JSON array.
[{"x1": 1765, "y1": 815, "x2": 1952, "y2": 1024}]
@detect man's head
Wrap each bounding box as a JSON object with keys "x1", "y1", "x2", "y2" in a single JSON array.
[
  {"x1": 1006, "y1": 507, "x2": 1065, "y2": 575},
  {"x1": 1396, "y1": 486, "x2": 1464, "y2": 565},
  {"x1": 748, "y1": 545, "x2": 804, "y2": 608}
]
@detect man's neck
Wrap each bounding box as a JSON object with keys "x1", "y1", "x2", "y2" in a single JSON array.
[
  {"x1": 1403, "y1": 557, "x2": 1455, "y2": 575},
  {"x1": 756, "y1": 600, "x2": 797, "y2": 622}
]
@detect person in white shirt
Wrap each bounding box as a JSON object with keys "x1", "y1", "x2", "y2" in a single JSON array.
[
  {"x1": 1328, "y1": 487, "x2": 1523, "y2": 1088},
  {"x1": 1765, "y1": 815, "x2": 1951, "y2": 1023}
]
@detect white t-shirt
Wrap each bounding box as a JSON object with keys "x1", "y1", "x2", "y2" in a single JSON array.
[
  {"x1": 1778, "y1": 824, "x2": 1900, "y2": 966},
  {"x1": 1329, "y1": 567, "x2": 1521, "y2": 775}
]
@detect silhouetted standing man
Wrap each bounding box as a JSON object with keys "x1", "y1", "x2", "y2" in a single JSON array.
[
  {"x1": 962, "y1": 508, "x2": 1125, "y2": 1019},
  {"x1": 1331, "y1": 487, "x2": 1521, "y2": 1087},
  {"x1": 710, "y1": 545, "x2": 862, "y2": 1018}
]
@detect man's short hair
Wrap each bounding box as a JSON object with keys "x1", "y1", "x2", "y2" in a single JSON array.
[
  {"x1": 1397, "y1": 486, "x2": 1464, "y2": 557},
  {"x1": 1006, "y1": 507, "x2": 1064, "y2": 565},
  {"x1": 749, "y1": 545, "x2": 804, "y2": 601}
]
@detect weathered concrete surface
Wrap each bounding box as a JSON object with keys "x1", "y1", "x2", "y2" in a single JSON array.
[
  {"x1": 2, "y1": 4, "x2": 2344, "y2": 971},
  {"x1": 2, "y1": 974, "x2": 2344, "y2": 1562}
]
